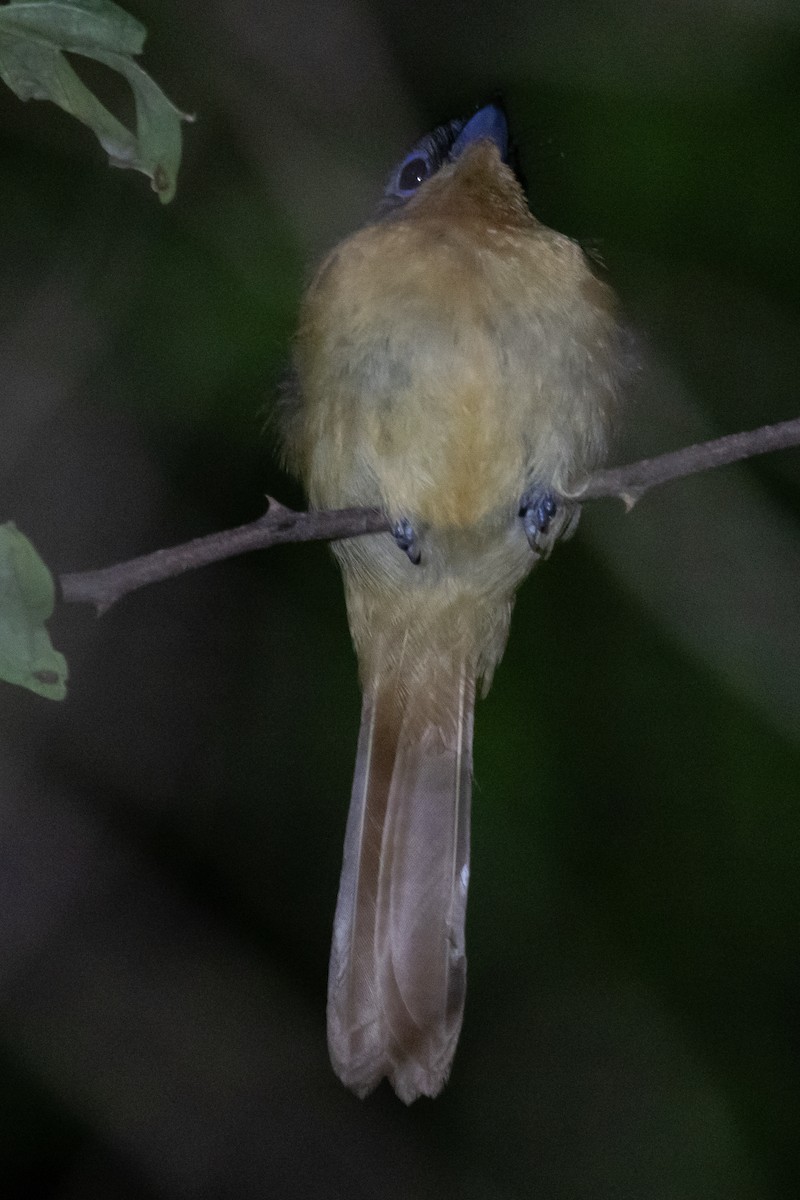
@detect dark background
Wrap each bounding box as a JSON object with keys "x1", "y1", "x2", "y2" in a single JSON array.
[{"x1": 1, "y1": 1, "x2": 799, "y2": 1196}]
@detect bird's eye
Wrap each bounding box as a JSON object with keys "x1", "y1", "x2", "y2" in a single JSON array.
[
  {"x1": 382, "y1": 124, "x2": 461, "y2": 210},
  {"x1": 397, "y1": 155, "x2": 429, "y2": 193}
]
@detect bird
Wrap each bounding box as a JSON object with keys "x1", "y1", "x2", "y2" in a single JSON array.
[{"x1": 280, "y1": 101, "x2": 623, "y2": 1103}]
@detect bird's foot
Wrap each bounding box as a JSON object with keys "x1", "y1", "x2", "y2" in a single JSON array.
[
  {"x1": 519, "y1": 488, "x2": 578, "y2": 557},
  {"x1": 393, "y1": 517, "x2": 421, "y2": 565}
]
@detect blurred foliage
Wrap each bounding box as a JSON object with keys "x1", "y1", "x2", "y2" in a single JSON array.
[
  {"x1": 0, "y1": 1, "x2": 799, "y2": 1198},
  {"x1": 0, "y1": 522, "x2": 66, "y2": 697}
]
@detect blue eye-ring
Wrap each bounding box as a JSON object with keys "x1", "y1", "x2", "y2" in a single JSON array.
[{"x1": 395, "y1": 152, "x2": 431, "y2": 197}]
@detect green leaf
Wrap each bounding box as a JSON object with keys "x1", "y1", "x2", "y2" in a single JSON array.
[
  {"x1": 2, "y1": 0, "x2": 146, "y2": 55},
  {"x1": 0, "y1": 522, "x2": 68, "y2": 700},
  {"x1": 0, "y1": 0, "x2": 190, "y2": 202}
]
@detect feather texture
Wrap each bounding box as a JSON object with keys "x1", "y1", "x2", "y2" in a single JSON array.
[{"x1": 328, "y1": 659, "x2": 474, "y2": 1102}]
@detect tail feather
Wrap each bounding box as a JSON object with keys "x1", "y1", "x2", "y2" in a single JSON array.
[{"x1": 327, "y1": 662, "x2": 475, "y2": 1103}]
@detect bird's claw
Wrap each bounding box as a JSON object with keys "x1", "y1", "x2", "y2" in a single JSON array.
[
  {"x1": 393, "y1": 517, "x2": 421, "y2": 565},
  {"x1": 519, "y1": 488, "x2": 575, "y2": 557}
]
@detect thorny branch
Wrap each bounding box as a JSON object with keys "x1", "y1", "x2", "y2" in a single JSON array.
[
  {"x1": 578, "y1": 415, "x2": 800, "y2": 505},
  {"x1": 59, "y1": 415, "x2": 800, "y2": 614}
]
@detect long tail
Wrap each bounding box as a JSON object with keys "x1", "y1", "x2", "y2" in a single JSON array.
[{"x1": 327, "y1": 657, "x2": 475, "y2": 1103}]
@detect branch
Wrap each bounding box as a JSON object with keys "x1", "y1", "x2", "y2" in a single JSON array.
[
  {"x1": 59, "y1": 502, "x2": 390, "y2": 615},
  {"x1": 60, "y1": 416, "x2": 800, "y2": 614},
  {"x1": 581, "y1": 415, "x2": 800, "y2": 505}
]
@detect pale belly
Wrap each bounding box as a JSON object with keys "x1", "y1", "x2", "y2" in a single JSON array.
[
  {"x1": 308, "y1": 325, "x2": 534, "y2": 533},
  {"x1": 299, "y1": 216, "x2": 615, "y2": 540}
]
